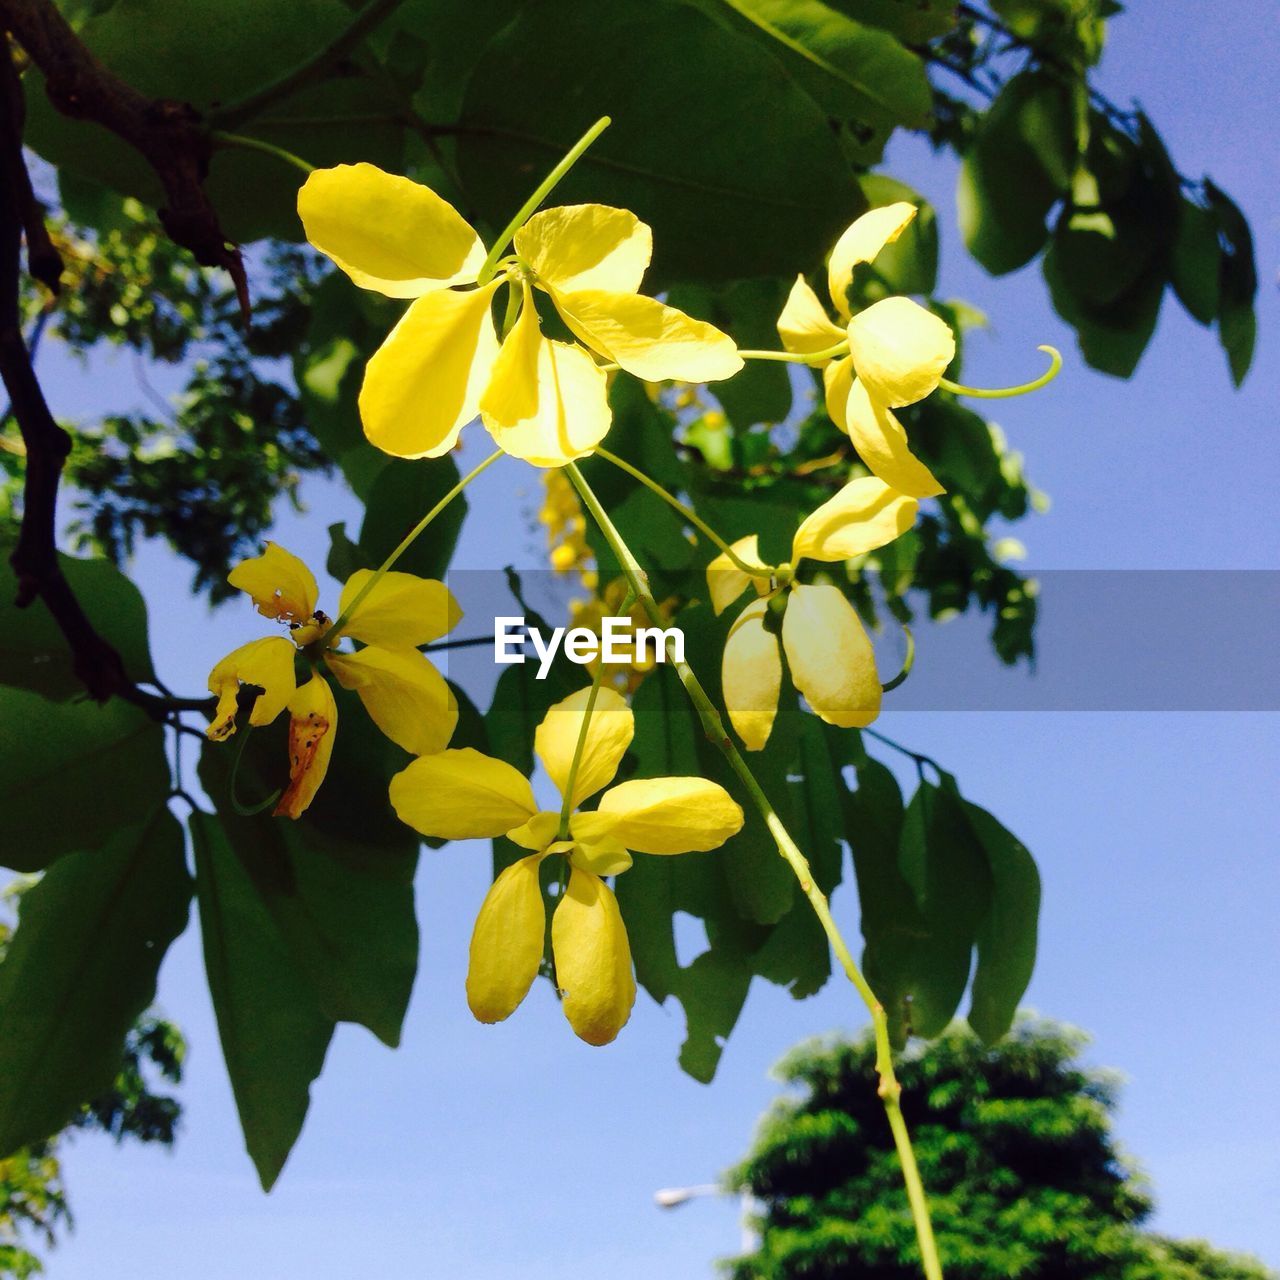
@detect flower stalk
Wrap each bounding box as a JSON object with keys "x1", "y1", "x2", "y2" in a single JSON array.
[{"x1": 564, "y1": 459, "x2": 944, "y2": 1280}]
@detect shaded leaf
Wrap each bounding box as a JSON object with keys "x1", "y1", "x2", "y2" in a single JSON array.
[
  {"x1": 0, "y1": 811, "x2": 190, "y2": 1154},
  {"x1": 190, "y1": 810, "x2": 334, "y2": 1189},
  {"x1": 0, "y1": 690, "x2": 169, "y2": 871}
]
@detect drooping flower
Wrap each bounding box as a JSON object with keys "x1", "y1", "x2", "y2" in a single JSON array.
[
  {"x1": 388, "y1": 686, "x2": 744, "y2": 1045},
  {"x1": 298, "y1": 165, "x2": 742, "y2": 468},
  {"x1": 206, "y1": 542, "x2": 461, "y2": 818},
  {"x1": 707, "y1": 477, "x2": 917, "y2": 749},
  {"x1": 777, "y1": 202, "x2": 955, "y2": 499}
]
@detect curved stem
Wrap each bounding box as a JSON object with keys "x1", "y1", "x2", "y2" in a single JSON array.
[
  {"x1": 738, "y1": 341, "x2": 848, "y2": 366},
  {"x1": 327, "y1": 448, "x2": 503, "y2": 643},
  {"x1": 940, "y1": 344, "x2": 1061, "y2": 399},
  {"x1": 557, "y1": 663, "x2": 605, "y2": 841},
  {"x1": 210, "y1": 131, "x2": 314, "y2": 175},
  {"x1": 595, "y1": 446, "x2": 775, "y2": 579},
  {"x1": 476, "y1": 116, "x2": 612, "y2": 285},
  {"x1": 564, "y1": 462, "x2": 942, "y2": 1280},
  {"x1": 880, "y1": 624, "x2": 915, "y2": 694}
]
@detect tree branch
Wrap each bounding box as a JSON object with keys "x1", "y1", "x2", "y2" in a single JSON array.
[
  {"x1": 0, "y1": 42, "x2": 203, "y2": 719},
  {"x1": 1, "y1": 0, "x2": 249, "y2": 319}
]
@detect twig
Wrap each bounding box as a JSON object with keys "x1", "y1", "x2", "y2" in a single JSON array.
[{"x1": 1, "y1": 0, "x2": 249, "y2": 319}]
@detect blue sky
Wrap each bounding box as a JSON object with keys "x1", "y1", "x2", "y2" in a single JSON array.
[{"x1": 25, "y1": 1, "x2": 1280, "y2": 1275}]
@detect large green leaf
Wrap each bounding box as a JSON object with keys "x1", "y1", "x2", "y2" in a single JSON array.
[
  {"x1": 963, "y1": 799, "x2": 1040, "y2": 1043},
  {"x1": 697, "y1": 0, "x2": 932, "y2": 128},
  {"x1": 0, "y1": 811, "x2": 190, "y2": 1155},
  {"x1": 456, "y1": 0, "x2": 862, "y2": 283},
  {"x1": 958, "y1": 71, "x2": 1076, "y2": 276},
  {"x1": 190, "y1": 810, "x2": 334, "y2": 1190},
  {"x1": 197, "y1": 704, "x2": 419, "y2": 1046},
  {"x1": 0, "y1": 551, "x2": 156, "y2": 698},
  {"x1": 0, "y1": 690, "x2": 169, "y2": 871},
  {"x1": 825, "y1": 0, "x2": 957, "y2": 42}
]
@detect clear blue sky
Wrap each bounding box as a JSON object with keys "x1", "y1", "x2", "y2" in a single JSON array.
[{"x1": 31, "y1": 2, "x2": 1279, "y2": 1275}]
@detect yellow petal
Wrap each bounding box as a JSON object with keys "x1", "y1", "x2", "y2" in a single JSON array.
[
  {"x1": 227, "y1": 542, "x2": 318, "y2": 622},
  {"x1": 844, "y1": 378, "x2": 944, "y2": 499},
  {"x1": 551, "y1": 868, "x2": 636, "y2": 1046},
  {"x1": 594, "y1": 777, "x2": 744, "y2": 854},
  {"x1": 466, "y1": 854, "x2": 547, "y2": 1024},
  {"x1": 792, "y1": 476, "x2": 918, "y2": 564},
  {"x1": 206, "y1": 636, "x2": 297, "y2": 740},
  {"x1": 782, "y1": 584, "x2": 880, "y2": 729},
  {"x1": 507, "y1": 810, "x2": 561, "y2": 852},
  {"x1": 514, "y1": 204, "x2": 652, "y2": 294},
  {"x1": 823, "y1": 355, "x2": 853, "y2": 431},
  {"x1": 706, "y1": 535, "x2": 767, "y2": 616},
  {"x1": 827, "y1": 202, "x2": 917, "y2": 320},
  {"x1": 297, "y1": 163, "x2": 485, "y2": 298},
  {"x1": 338, "y1": 570, "x2": 462, "y2": 648},
  {"x1": 535, "y1": 685, "x2": 633, "y2": 809},
  {"x1": 566, "y1": 835, "x2": 633, "y2": 877},
  {"x1": 778, "y1": 274, "x2": 847, "y2": 356},
  {"x1": 552, "y1": 288, "x2": 743, "y2": 383},
  {"x1": 359, "y1": 280, "x2": 501, "y2": 459},
  {"x1": 478, "y1": 280, "x2": 542, "y2": 426},
  {"x1": 324, "y1": 646, "x2": 457, "y2": 756},
  {"x1": 389, "y1": 747, "x2": 537, "y2": 840},
  {"x1": 274, "y1": 673, "x2": 338, "y2": 820},
  {"x1": 481, "y1": 336, "x2": 611, "y2": 467},
  {"x1": 722, "y1": 598, "x2": 782, "y2": 751},
  {"x1": 846, "y1": 296, "x2": 955, "y2": 408}
]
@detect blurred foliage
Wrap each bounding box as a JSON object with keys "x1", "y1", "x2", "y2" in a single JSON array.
[
  {"x1": 0, "y1": 886, "x2": 184, "y2": 1278},
  {"x1": 0, "y1": 0, "x2": 1258, "y2": 1191},
  {"x1": 726, "y1": 1017, "x2": 1276, "y2": 1280}
]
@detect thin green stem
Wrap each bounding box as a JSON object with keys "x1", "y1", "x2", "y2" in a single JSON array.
[
  {"x1": 209, "y1": 0, "x2": 412, "y2": 129},
  {"x1": 326, "y1": 448, "x2": 503, "y2": 643},
  {"x1": 880, "y1": 624, "x2": 916, "y2": 694},
  {"x1": 737, "y1": 341, "x2": 848, "y2": 365},
  {"x1": 557, "y1": 662, "x2": 605, "y2": 841},
  {"x1": 564, "y1": 461, "x2": 943, "y2": 1280},
  {"x1": 211, "y1": 131, "x2": 314, "y2": 175},
  {"x1": 476, "y1": 116, "x2": 612, "y2": 285},
  {"x1": 595, "y1": 446, "x2": 775, "y2": 579},
  {"x1": 501, "y1": 281, "x2": 523, "y2": 339},
  {"x1": 940, "y1": 344, "x2": 1062, "y2": 399}
]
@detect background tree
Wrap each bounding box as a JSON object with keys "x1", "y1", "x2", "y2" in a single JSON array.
[
  {"x1": 0, "y1": 883, "x2": 184, "y2": 1279},
  {"x1": 727, "y1": 1016, "x2": 1275, "y2": 1280}
]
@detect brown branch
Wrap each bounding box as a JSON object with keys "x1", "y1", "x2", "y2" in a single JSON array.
[
  {"x1": 0, "y1": 43, "x2": 206, "y2": 719},
  {"x1": 0, "y1": 0, "x2": 249, "y2": 320}
]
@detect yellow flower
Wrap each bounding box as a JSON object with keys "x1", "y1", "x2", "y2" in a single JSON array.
[
  {"x1": 777, "y1": 203, "x2": 954, "y2": 499},
  {"x1": 206, "y1": 542, "x2": 462, "y2": 818},
  {"x1": 388, "y1": 686, "x2": 744, "y2": 1045},
  {"x1": 707, "y1": 478, "x2": 917, "y2": 749},
  {"x1": 298, "y1": 165, "x2": 742, "y2": 468}
]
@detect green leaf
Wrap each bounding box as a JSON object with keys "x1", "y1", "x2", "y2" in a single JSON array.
[
  {"x1": 0, "y1": 690, "x2": 169, "y2": 871},
  {"x1": 457, "y1": 0, "x2": 861, "y2": 283},
  {"x1": 1205, "y1": 179, "x2": 1258, "y2": 386},
  {"x1": 190, "y1": 810, "x2": 334, "y2": 1190},
  {"x1": 824, "y1": 0, "x2": 957, "y2": 42},
  {"x1": 197, "y1": 714, "x2": 419, "y2": 1047},
  {"x1": 356, "y1": 456, "x2": 467, "y2": 585},
  {"x1": 1170, "y1": 197, "x2": 1222, "y2": 325},
  {"x1": 964, "y1": 800, "x2": 1040, "y2": 1043},
  {"x1": 0, "y1": 552, "x2": 156, "y2": 698},
  {"x1": 958, "y1": 71, "x2": 1076, "y2": 276},
  {"x1": 674, "y1": 949, "x2": 754, "y2": 1083},
  {"x1": 700, "y1": 0, "x2": 932, "y2": 128},
  {"x1": 0, "y1": 811, "x2": 190, "y2": 1155}
]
